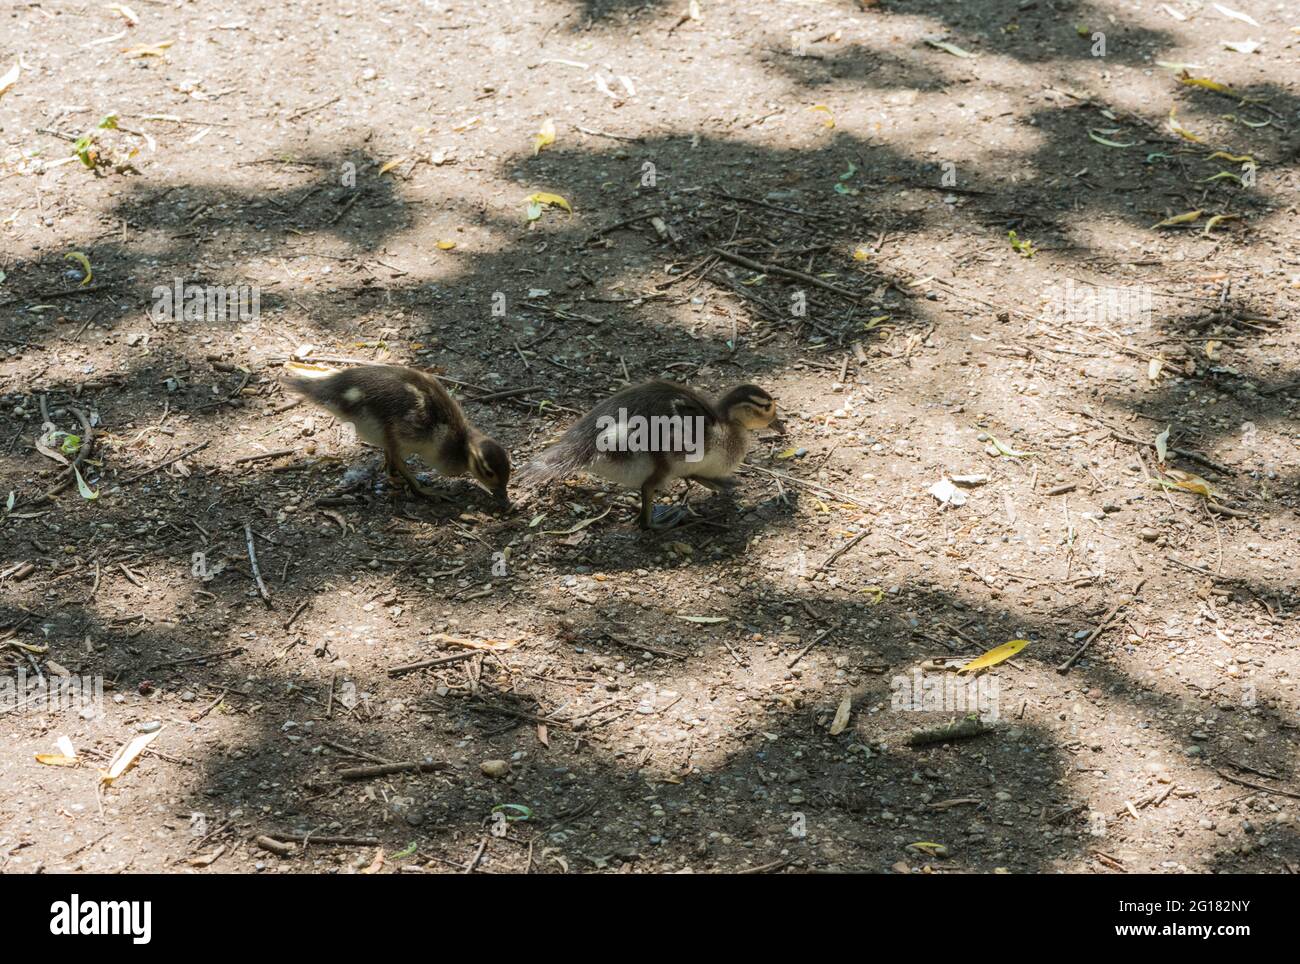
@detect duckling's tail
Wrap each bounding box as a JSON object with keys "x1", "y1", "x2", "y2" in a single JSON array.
[
  {"x1": 516, "y1": 438, "x2": 593, "y2": 489},
  {"x1": 279, "y1": 364, "x2": 341, "y2": 405}
]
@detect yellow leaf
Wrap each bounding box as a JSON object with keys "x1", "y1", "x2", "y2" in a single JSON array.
[
  {"x1": 106, "y1": 3, "x2": 139, "y2": 25},
  {"x1": 1176, "y1": 71, "x2": 1251, "y2": 99},
  {"x1": 956, "y1": 639, "x2": 1028, "y2": 675},
  {"x1": 378, "y1": 157, "x2": 406, "y2": 175},
  {"x1": 908, "y1": 841, "x2": 948, "y2": 855},
  {"x1": 122, "y1": 40, "x2": 173, "y2": 58},
  {"x1": 0, "y1": 61, "x2": 19, "y2": 100},
  {"x1": 1204, "y1": 340, "x2": 1220, "y2": 359},
  {"x1": 64, "y1": 251, "x2": 93, "y2": 286},
  {"x1": 985, "y1": 434, "x2": 1036, "y2": 458},
  {"x1": 436, "y1": 240, "x2": 456, "y2": 250},
  {"x1": 1202, "y1": 213, "x2": 1239, "y2": 236},
  {"x1": 36, "y1": 754, "x2": 78, "y2": 767},
  {"x1": 859, "y1": 585, "x2": 884, "y2": 604},
  {"x1": 1165, "y1": 469, "x2": 1219, "y2": 498},
  {"x1": 532, "y1": 117, "x2": 556, "y2": 155},
  {"x1": 1151, "y1": 209, "x2": 1202, "y2": 230},
  {"x1": 925, "y1": 38, "x2": 977, "y2": 58},
  {"x1": 810, "y1": 104, "x2": 835, "y2": 128},
  {"x1": 775, "y1": 447, "x2": 798, "y2": 460},
  {"x1": 853, "y1": 246, "x2": 871, "y2": 261},
  {"x1": 525, "y1": 192, "x2": 572, "y2": 213},
  {"x1": 1166, "y1": 107, "x2": 1205, "y2": 143},
  {"x1": 101, "y1": 729, "x2": 161, "y2": 785},
  {"x1": 1206, "y1": 151, "x2": 1253, "y2": 164}
]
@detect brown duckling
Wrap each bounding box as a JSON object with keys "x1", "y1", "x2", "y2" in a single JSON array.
[
  {"x1": 520, "y1": 380, "x2": 779, "y2": 529},
  {"x1": 282, "y1": 364, "x2": 510, "y2": 507}
]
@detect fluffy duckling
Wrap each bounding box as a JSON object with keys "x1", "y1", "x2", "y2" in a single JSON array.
[
  {"x1": 282, "y1": 364, "x2": 511, "y2": 507},
  {"x1": 520, "y1": 381, "x2": 779, "y2": 529}
]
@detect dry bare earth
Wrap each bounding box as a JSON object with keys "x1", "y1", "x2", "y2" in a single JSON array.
[{"x1": 1, "y1": 0, "x2": 1298, "y2": 874}]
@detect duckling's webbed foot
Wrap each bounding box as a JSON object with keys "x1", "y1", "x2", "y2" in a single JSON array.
[
  {"x1": 648, "y1": 503, "x2": 690, "y2": 529},
  {"x1": 385, "y1": 443, "x2": 450, "y2": 503}
]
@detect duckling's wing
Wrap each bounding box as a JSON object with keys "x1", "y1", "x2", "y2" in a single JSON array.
[
  {"x1": 283, "y1": 366, "x2": 459, "y2": 447},
  {"x1": 518, "y1": 381, "x2": 721, "y2": 486}
]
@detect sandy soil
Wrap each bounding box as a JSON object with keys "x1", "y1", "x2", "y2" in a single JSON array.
[{"x1": 0, "y1": 0, "x2": 1298, "y2": 874}]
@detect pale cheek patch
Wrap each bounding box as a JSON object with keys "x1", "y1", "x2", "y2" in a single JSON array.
[
  {"x1": 342, "y1": 387, "x2": 365, "y2": 404},
  {"x1": 405, "y1": 384, "x2": 426, "y2": 409}
]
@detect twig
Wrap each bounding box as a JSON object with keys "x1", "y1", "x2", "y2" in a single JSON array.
[
  {"x1": 338, "y1": 761, "x2": 449, "y2": 781},
  {"x1": 1215, "y1": 769, "x2": 1300, "y2": 801},
  {"x1": 388, "y1": 650, "x2": 479, "y2": 676},
  {"x1": 814, "y1": 530, "x2": 869, "y2": 575},
  {"x1": 1057, "y1": 579, "x2": 1146, "y2": 673},
  {"x1": 713, "y1": 247, "x2": 864, "y2": 302},
  {"x1": 119, "y1": 441, "x2": 210, "y2": 486},
  {"x1": 244, "y1": 522, "x2": 272, "y2": 607},
  {"x1": 787, "y1": 627, "x2": 834, "y2": 668},
  {"x1": 234, "y1": 448, "x2": 294, "y2": 464}
]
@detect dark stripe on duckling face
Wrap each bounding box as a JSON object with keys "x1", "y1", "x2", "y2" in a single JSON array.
[{"x1": 719, "y1": 385, "x2": 777, "y2": 429}]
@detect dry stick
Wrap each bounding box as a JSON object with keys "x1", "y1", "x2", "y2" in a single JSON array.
[
  {"x1": 146, "y1": 646, "x2": 243, "y2": 671},
  {"x1": 1057, "y1": 578, "x2": 1146, "y2": 673},
  {"x1": 260, "y1": 832, "x2": 379, "y2": 846},
  {"x1": 388, "y1": 650, "x2": 479, "y2": 677},
  {"x1": 814, "y1": 529, "x2": 869, "y2": 575},
  {"x1": 234, "y1": 448, "x2": 295, "y2": 464},
  {"x1": 741, "y1": 464, "x2": 872, "y2": 509},
  {"x1": 712, "y1": 247, "x2": 864, "y2": 302},
  {"x1": 1072, "y1": 409, "x2": 1234, "y2": 476},
  {"x1": 1215, "y1": 769, "x2": 1300, "y2": 801},
  {"x1": 321, "y1": 740, "x2": 393, "y2": 765},
  {"x1": 119, "y1": 441, "x2": 210, "y2": 485},
  {"x1": 787, "y1": 627, "x2": 834, "y2": 669},
  {"x1": 29, "y1": 405, "x2": 96, "y2": 504},
  {"x1": 704, "y1": 189, "x2": 826, "y2": 224},
  {"x1": 244, "y1": 524, "x2": 274, "y2": 608},
  {"x1": 284, "y1": 599, "x2": 309, "y2": 630},
  {"x1": 338, "y1": 761, "x2": 449, "y2": 781}
]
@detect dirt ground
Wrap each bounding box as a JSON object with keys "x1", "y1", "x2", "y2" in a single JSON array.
[{"x1": 1, "y1": 0, "x2": 1298, "y2": 875}]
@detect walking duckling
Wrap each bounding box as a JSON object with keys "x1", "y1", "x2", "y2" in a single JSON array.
[
  {"x1": 282, "y1": 364, "x2": 511, "y2": 508},
  {"x1": 520, "y1": 381, "x2": 780, "y2": 529}
]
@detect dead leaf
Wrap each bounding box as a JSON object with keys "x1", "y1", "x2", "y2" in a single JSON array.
[
  {"x1": 1155, "y1": 426, "x2": 1170, "y2": 463},
  {"x1": 957, "y1": 639, "x2": 1029, "y2": 675},
  {"x1": 828, "y1": 691, "x2": 852, "y2": 735},
  {"x1": 532, "y1": 117, "x2": 556, "y2": 155},
  {"x1": 101, "y1": 728, "x2": 162, "y2": 785},
  {"x1": 0, "y1": 61, "x2": 19, "y2": 100}
]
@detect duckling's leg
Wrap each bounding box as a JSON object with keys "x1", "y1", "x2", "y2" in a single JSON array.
[
  {"x1": 685, "y1": 474, "x2": 738, "y2": 495},
  {"x1": 638, "y1": 464, "x2": 688, "y2": 530},
  {"x1": 383, "y1": 429, "x2": 446, "y2": 502}
]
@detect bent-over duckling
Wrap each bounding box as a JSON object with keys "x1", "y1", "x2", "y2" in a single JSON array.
[
  {"x1": 520, "y1": 380, "x2": 779, "y2": 529},
  {"x1": 282, "y1": 364, "x2": 511, "y2": 507}
]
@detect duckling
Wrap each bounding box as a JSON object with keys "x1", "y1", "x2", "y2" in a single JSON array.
[
  {"x1": 282, "y1": 364, "x2": 511, "y2": 508},
  {"x1": 520, "y1": 381, "x2": 779, "y2": 529}
]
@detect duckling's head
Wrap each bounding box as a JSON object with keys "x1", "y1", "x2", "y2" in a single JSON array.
[
  {"x1": 718, "y1": 385, "x2": 779, "y2": 431},
  {"x1": 468, "y1": 434, "x2": 512, "y2": 509}
]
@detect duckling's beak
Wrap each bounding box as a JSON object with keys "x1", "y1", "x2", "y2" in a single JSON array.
[{"x1": 493, "y1": 487, "x2": 512, "y2": 511}]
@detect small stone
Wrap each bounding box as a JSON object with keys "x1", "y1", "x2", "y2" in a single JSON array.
[
  {"x1": 1139, "y1": 528, "x2": 1159, "y2": 542},
  {"x1": 480, "y1": 759, "x2": 510, "y2": 778}
]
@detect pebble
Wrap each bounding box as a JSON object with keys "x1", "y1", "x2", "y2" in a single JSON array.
[{"x1": 480, "y1": 759, "x2": 510, "y2": 778}]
